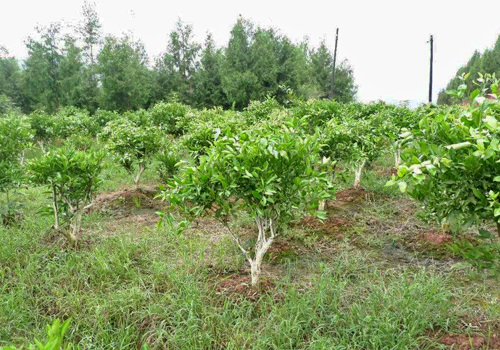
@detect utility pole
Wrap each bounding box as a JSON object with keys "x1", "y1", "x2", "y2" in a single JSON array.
[
  {"x1": 330, "y1": 28, "x2": 339, "y2": 99},
  {"x1": 428, "y1": 35, "x2": 434, "y2": 104}
]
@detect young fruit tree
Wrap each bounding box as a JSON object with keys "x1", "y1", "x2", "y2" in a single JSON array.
[
  {"x1": 0, "y1": 115, "x2": 33, "y2": 225},
  {"x1": 321, "y1": 114, "x2": 388, "y2": 188},
  {"x1": 29, "y1": 147, "x2": 104, "y2": 246},
  {"x1": 162, "y1": 117, "x2": 332, "y2": 287},
  {"x1": 156, "y1": 139, "x2": 181, "y2": 183},
  {"x1": 381, "y1": 105, "x2": 423, "y2": 167},
  {"x1": 27, "y1": 110, "x2": 55, "y2": 151},
  {"x1": 149, "y1": 101, "x2": 191, "y2": 136},
  {"x1": 389, "y1": 76, "x2": 500, "y2": 235},
  {"x1": 101, "y1": 117, "x2": 161, "y2": 187}
]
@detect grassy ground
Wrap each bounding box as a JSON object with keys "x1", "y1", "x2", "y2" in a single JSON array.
[{"x1": 1, "y1": 153, "x2": 500, "y2": 349}]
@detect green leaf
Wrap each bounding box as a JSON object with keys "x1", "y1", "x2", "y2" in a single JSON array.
[
  {"x1": 470, "y1": 88, "x2": 480, "y2": 101},
  {"x1": 483, "y1": 115, "x2": 498, "y2": 130},
  {"x1": 494, "y1": 207, "x2": 500, "y2": 217},
  {"x1": 316, "y1": 210, "x2": 327, "y2": 221},
  {"x1": 398, "y1": 181, "x2": 407, "y2": 193}
]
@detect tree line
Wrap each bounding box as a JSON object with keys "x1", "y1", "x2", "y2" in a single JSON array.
[
  {"x1": 438, "y1": 34, "x2": 500, "y2": 105},
  {"x1": 0, "y1": 2, "x2": 357, "y2": 115}
]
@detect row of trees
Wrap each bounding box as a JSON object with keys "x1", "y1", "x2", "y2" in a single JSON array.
[
  {"x1": 438, "y1": 34, "x2": 500, "y2": 105},
  {"x1": 0, "y1": 3, "x2": 357, "y2": 115},
  {"x1": 6, "y1": 83, "x2": 500, "y2": 281},
  {"x1": 1, "y1": 97, "x2": 416, "y2": 285}
]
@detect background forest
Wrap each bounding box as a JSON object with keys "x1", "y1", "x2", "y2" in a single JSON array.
[{"x1": 0, "y1": 2, "x2": 357, "y2": 115}]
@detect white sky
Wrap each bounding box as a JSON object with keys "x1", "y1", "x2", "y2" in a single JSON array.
[{"x1": 1, "y1": 0, "x2": 500, "y2": 105}]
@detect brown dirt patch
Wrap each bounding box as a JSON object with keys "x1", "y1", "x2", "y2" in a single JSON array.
[
  {"x1": 268, "y1": 240, "x2": 291, "y2": 254},
  {"x1": 439, "y1": 333, "x2": 500, "y2": 349},
  {"x1": 89, "y1": 187, "x2": 164, "y2": 218},
  {"x1": 326, "y1": 187, "x2": 370, "y2": 209},
  {"x1": 266, "y1": 240, "x2": 298, "y2": 262},
  {"x1": 336, "y1": 187, "x2": 368, "y2": 202},
  {"x1": 215, "y1": 274, "x2": 278, "y2": 302},
  {"x1": 299, "y1": 216, "x2": 349, "y2": 236},
  {"x1": 421, "y1": 232, "x2": 452, "y2": 245},
  {"x1": 399, "y1": 229, "x2": 455, "y2": 259}
]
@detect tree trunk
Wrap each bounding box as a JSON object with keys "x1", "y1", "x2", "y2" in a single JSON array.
[
  {"x1": 318, "y1": 157, "x2": 329, "y2": 210},
  {"x1": 249, "y1": 217, "x2": 275, "y2": 288},
  {"x1": 134, "y1": 165, "x2": 146, "y2": 188},
  {"x1": 65, "y1": 210, "x2": 83, "y2": 247},
  {"x1": 394, "y1": 147, "x2": 401, "y2": 167},
  {"x1": 318, "y1": 201, "x2": 326, "y2": 211},
  {"x1": 225, "y1": 217, "x2": 277, "y2": 289},
  {"x1": 496, "y1": 222, "x2": 500, "y2": 238},
  {"x1": 249, "y1": 240, "x2": 273, "y2": 288},
  {"x1": 52, "y1": 187, "x2": 60, "y2": 230},
  {"x1": 353, "y1": 160, "x2": 366, "y2": 188}
]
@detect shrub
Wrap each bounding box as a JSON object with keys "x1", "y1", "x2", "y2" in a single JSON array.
[
  {"x1": 2, "y1": 318, "x2": 73, "y2": 350},
  {"x1": 149, "y1": 101, "x2": 191, "y2": 136},
  {"x1": 28, "y1": 110, "x2": 56, "y2": 149},
  {"x1": 163, "y1": 116, "x2": 332, "y2": 287},
  {"x1": 101, "y1": 118, "x2": 161, "y2": 187},
  {"x1": 390, "y1": 75, "x2": 500, "y2": 235},
  {"x1": 322, "y1": 113, "x2": 389, "y2": 188},
  {"x1": 156, "y1": 142, "x2": 181, "y2": 183},
  {"x1": 29, "y1": 146, "x2": 104, "y2": 246},
  {"x1": 0, "y1": 115, "x2": 32, "y2": 225}
]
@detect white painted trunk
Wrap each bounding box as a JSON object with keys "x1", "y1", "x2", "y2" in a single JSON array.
[
  {"x1": 66, "y1": 209, "x2": 83, "y2": 247},
  {"x1": 52, "y1": 188, "x2": 60, "y2": 230},
  {"x1": 134, "y1": 164, "x2": 146, "y2": 187},
  {"x1": 249, "y1": 238, "x2": 273, "y2": 287},
  {"x1": 394, "y1": 147, "x2": 401, "y2": 167},
  {"x1": 226, "y1": 217, "x2": 277, "y2": 288},
  {"x1": 250, "y1": 217, "x2": 275, "y2": 287},
  {"x1": 353, "y1": 160, "x2": 366, "y2": 188},
  {"x1": 317, "y1": 157, "x2": 329, "y2": 211},
  {"x1": 318, "y1": 201, "x2": 326, "y2": 211},
  {"x1": 250, "y1": 260, "x2": 261, "y2": 286}
]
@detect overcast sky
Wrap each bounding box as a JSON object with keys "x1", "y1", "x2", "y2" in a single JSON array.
[{"x1": 1, "y1": 0, "x2": 500, "y2": 105}]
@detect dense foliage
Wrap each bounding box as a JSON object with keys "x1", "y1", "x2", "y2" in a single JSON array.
[
  {"x1": 393, "y1": 77, "x2": 500, "y2": 233},
  {"x1": 101, "y1": 117, "x2": 161, "y2": 187},
  {"x1": 0, "y1": 115, "x2": 32, "y2": 225},
  {"x1": 0, "y1": 7, "x2": 357, "y2": 115}
]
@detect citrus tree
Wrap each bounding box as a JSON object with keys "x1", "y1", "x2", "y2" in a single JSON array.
[
  {"x1": 28, "y1": 110, "x2": 56, "y2": 150},
  {"x1": 182, "y1": 113, "x2": 247, "y2": 164},
  {"x1": 162, "y1": 117, "x2": 332, "y2": 287},
  {"x1": 0, "y1": 115, "x2": 33, "y2": 225},
  {"x1": 322, "y1": 113, "x2": 388, "y2": 188},
  {"x1": 29, "y1": 146, "x2": 104, "y2": 246},
  {"x1": 380, "y1": 105, "x2": 423, "y2": 167},
  {"x1": 291, "y1": 99, "x2": 344, "y2": 132},
  {"x1": 390, "y1": 76, "x2": 500, "y2": 235},
  {"x1": 149, "y1": 101, "x2": 192, "y2": 136},
  {"x1": 101, "y1": 117, "x2": 161, "y2": 187}
]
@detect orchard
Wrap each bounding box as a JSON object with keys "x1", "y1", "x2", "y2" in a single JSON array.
[{"x1": 2, "y1": 77, "x2": 500, "y2": 348}]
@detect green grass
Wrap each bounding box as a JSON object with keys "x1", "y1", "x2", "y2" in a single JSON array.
[{"x1": 1, "y1": 150, "x2": 499, "y2": 349}]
